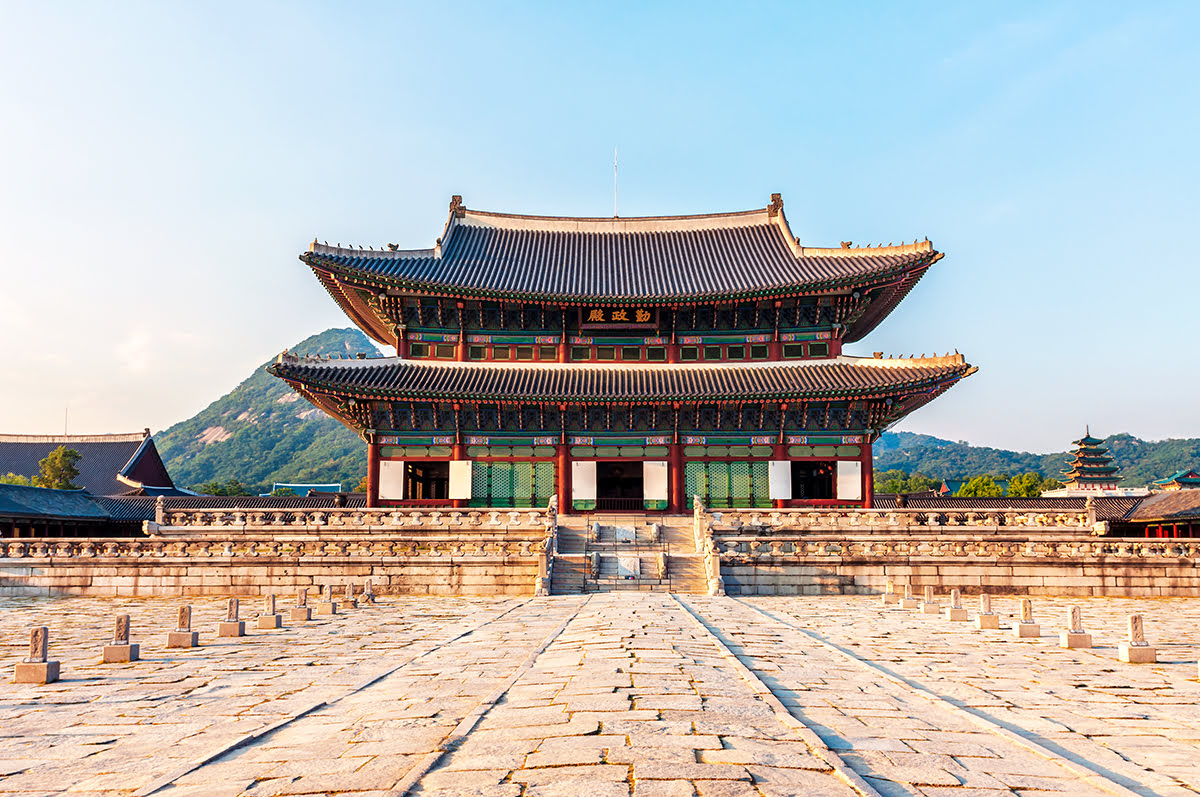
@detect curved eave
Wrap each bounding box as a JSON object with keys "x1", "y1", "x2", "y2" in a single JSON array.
[
  {"x1": 301, "y1": 250, "x2": 938, "y2": 314},
  {"x1": 313, "y1": 270, "x2": 395, "y2": 347},
  {"x1": 267, "y1": 359, "x2": 975, "y2": 408}
]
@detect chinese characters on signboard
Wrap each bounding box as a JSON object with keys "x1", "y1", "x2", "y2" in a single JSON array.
[{"x1": 580, "y1": 307, "x2": 656, "y2": 327}]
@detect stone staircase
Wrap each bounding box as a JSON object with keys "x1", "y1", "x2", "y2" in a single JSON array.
[{"x1": 548, "y1": 514, "x2": 709, "y2": 595}]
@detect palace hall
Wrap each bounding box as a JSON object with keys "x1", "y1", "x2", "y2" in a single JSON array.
[{"x1": 270, "y1": 194, "x2": 975, "y2": 513}]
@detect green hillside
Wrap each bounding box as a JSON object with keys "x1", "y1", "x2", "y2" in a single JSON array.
[
  {"x1": 155, "y1": 328, "x2": 380, "y2": 493},
  {"x1": 875, "y1": 431, "x2": 1200, "y2": 486}
]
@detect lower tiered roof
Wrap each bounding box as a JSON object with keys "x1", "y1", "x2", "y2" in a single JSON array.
[{"x1": 269, "y1": 353, "x2": 975, "y2": 438}]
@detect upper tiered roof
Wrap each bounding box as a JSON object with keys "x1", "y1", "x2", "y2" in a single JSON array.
[{"x1": 303, "y1": 194, "x2": 941, "y2": 343}]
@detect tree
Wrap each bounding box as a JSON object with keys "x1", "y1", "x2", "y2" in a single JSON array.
[
  {"x1": 354, "y1": 475, "x2": 369, "y2": 493},
  {"x1": 1007, "y1": 472, "x2": 1044, "y2": 497},
  {"x1": 874, "y1": 468, "x2": 942, "y2": 495},
  {"x1": 197, "y1": 479, "x2": 252, "y2": 496},
  {"x1": 270, "y1": 487, "x2": 297, "y2": 497},
  {"x1": 1, "y1": 473, "x2": 32, "y2": 486},
  {"x1": 33, "y1": 446, "x2": 81, "y2": 490},
  {"x1": 955, "y1": 475, "x2": 1004, "y2": 498}
]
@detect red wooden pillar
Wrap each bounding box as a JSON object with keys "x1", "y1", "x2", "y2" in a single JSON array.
[
  {"x1": 452, "y1": 440, "x2": 465, "y2": 509},
  {"x1": 456, "y1": 302, "x2": 467, "y2": 361},
  {"x1": 366, "y1": 441, "x2": 381, "y2": 507},
  {"x1": 862, "y1": 443, "x2": 874, "y2": 509},
  {"x1": 396, "y1": 327, "x2": 409, "y2": 359},
  {"x1": 773, "y1": 443, "x2": 787, "y2": 509},
  {"x1": 669, "y1": 442, "x2": 683, "y2": 514},
  {"x1": 557, "y1": 443, "x2": 571, "y2": 515}
]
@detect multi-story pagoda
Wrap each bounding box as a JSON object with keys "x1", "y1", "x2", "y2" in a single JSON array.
[
  {"x1": 270, "y1": 194, "x2": 975, "y2": 513},
  {"x1": 1060, "y1": 429, "x2": 1121, "y2": 491}
]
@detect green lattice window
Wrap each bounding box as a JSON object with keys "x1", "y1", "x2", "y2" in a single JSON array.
[{"x1": 469, "y1": 462, "x2": 555, "y2": 508}]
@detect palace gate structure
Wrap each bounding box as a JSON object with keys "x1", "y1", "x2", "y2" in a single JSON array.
[{"x1": 270, "y1": 194, "x2": 975, "y2": 514}]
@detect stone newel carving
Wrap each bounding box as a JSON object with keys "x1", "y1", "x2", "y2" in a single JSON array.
[
  {"x1": 28, "y1": 626, "x2": 48, "y2": 663},
  {"x1": 114, "y1": 615, "x2": 130, "y2": 644}
]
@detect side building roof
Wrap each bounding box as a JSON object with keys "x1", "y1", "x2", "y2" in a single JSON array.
[
  {"x1": 302, "y1": 194, "x2": 942, "y2": 344},
  {"x1": 0, "y1": 430, "x2": 177, "y2": 496}
]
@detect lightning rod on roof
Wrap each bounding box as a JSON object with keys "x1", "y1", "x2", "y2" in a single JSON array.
[{"x1": 613, "y1": 146, "x2": 618, "y2": 218}]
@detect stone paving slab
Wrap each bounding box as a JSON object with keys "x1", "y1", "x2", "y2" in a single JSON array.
[{"x1": 1, "y1": 593, "x2": 1199, "y2": 794}]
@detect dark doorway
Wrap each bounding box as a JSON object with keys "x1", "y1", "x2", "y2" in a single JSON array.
[
  {"x1": 405, "y1": 461, "x2": 450, "y2": 500},
  {"x1": 791, "y1": 462, "x2": 834, "y2": 500},
  {"x1": 596, "y1": 462, "x2": 643, "y2": 511}
]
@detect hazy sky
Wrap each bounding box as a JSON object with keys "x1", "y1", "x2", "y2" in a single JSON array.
[{"x1": 1, "y1": 2, "x2": 1197, "y2": 453}]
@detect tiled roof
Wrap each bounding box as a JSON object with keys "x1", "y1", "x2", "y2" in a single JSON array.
[
  {"x1": 97, "y1": 494, "x2": 368, "y2": 522},
  {"x1": 302, "y1": 197, "x2": 940, "y2": 313},
  {"x1": 876, "y1": 494, "x2": 1142, "y2": 522},
  {"x1": 0, "y1": 432, "x2": 175, "y2": 495},
  {"x1": 269, "y1": 354, "x2": 976, "y2": 404},
  {"x1": 1124, "y1": 491, "x2": 1200, "y2": 522},
  {"x1": 0, "y1": 484, "x2": 112, "y2": 520}
]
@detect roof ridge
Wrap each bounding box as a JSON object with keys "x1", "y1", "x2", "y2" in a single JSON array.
[
  {"x1": 0, "y1": 432, "x2": 148, "y2": 444},
  {"x1": 274, "y1": 352, "x2": 972, "y2": 373}
]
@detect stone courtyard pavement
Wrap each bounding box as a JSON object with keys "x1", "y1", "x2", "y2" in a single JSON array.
[{"x1": 1, "y1": 594, "x2": 1199, "y2": 796}]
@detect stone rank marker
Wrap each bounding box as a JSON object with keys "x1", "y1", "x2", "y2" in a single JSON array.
[
  {"x1": 339, "y1": 583, "x2": 357, "y2": 611},
  {"x1": 314, "y1": 584, "x2": 338, "y2": 616},
  {"x1": 362, "y1": 579, "x2": 375, "y2": 604},
  {"x1": 944, "y1": 588, "x2": 968, "y2": 621},
  {"x1": 103, "y1": 614, "x2": 140, "y2": 663},
  {"x1": 976, "y1": 593, "x2": 1001, "y2": 629},
  {"x1": 14, "y1": 626, "x2": 60, "y2": 684},
  {"x1": 1119, "y1": 613, "x2": 1157, "y2": 663},
  {"x1": 257, "y1": 593, "x2": 282, "y2": 629},
  {"x1": 880, "y1": 579, "x2": 898, "y2": 606},
  {"x1": 167, "y1": 605, "x2": 199, "y2": 648},
  {"x1": 900, "y1": 583, "x2": 921, "y2": 610},
  {"x1": 920, "y1": 585, "x2": 941, "y2": 614},
  {"x1": 1013, "y1": 597, "x2": 1041, "y2": 638},
  {"x1": 290, "y1": 588, "x2": 312, "y2": 622},
  {"x1": 218, "y1": 598, "x2": 245, "y2": 637},
  {"x1": 1060, "y1": 604, "x2": 1093, "y2": 649}
]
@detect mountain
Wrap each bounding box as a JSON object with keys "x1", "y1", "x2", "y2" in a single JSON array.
[
  {"x1": 154, "y1": 328, "x2": 1200, "y2": 493},
  {"x1": 155, "y1": 328, "x2": 380, "y2": 493},
  {"x1": 875, "y1": 431, "x2": 1200, "y2": 486}
]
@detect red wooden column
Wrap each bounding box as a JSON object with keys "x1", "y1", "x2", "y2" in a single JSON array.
[
  {"x1": 366, "y1": 441, "x2": 381, "y2": 507},
  {"x1": 559, "y1": 306, "x2": 569, "y2": 362},
  {"x1": 395, "y1": 326, "x2": 409, "y2": 359},
  {"x1": 773, "y1": 442, "x2": 787, "y2": 509},
  {"x1": 557, "y1": 443, "x2": 571, "y2": 515},
  {"x1": 452, "y1": 439, "x2": 466, "y2": 509},
  {"x1": 861, "y1": 443, "x2": 875, "y2": 509},
  {"x1": 668, "y1": 442, "x2": 684, "y2": 514}
]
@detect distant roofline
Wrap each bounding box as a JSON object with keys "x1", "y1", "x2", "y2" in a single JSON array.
[{"x1": 0, "y1": 430, "x2": 150, "y2": 444}]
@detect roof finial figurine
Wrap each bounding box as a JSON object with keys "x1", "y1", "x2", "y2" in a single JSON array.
[
  {"x1": 841, "y1": 241, "x2": 852, "y2": 249},
  {"x1": 768, "y1": 193, "x2": 783, "y2": 217},
  {"x1": 388, "y1": 243, "x2": 398, "y2": 251},
  {"x1": 449, "y1": 195, "x2": 465, "y2": 217}
]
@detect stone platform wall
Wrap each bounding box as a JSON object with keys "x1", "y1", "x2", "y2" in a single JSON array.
[
  {"x1": 710, "y1": 509, "x2": 1200, "y2": 597},
  {"x1": 0, "y1": 507, "x2": 553, "y2": 597}
]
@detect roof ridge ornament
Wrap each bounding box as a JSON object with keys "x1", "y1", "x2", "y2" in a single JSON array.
[
  {"x1": 449, "y1": 195, "x2": 466, "y2": 218},
  {"x1": 767, "y1": 193, "x2": 783, "y2": 218}
]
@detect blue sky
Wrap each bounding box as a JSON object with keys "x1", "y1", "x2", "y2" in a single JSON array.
[{"x1": 1, "y1": 2, "x2": 1196, "y2": 452}]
